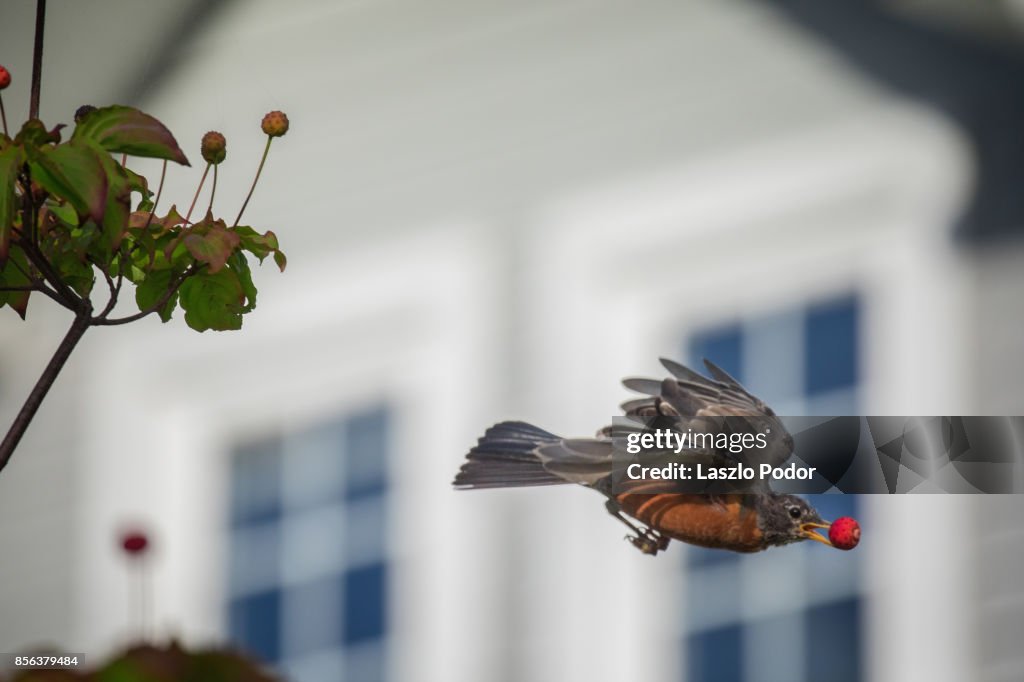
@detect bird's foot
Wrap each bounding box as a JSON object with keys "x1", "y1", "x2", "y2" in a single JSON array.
[{"x1": 626, "y1": 529, "x2": 669, "y2": 556}]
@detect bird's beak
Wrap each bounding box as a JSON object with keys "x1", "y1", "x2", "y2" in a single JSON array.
[{"x1": 800, "y1": 521, "x2": 833, "y2": 547}]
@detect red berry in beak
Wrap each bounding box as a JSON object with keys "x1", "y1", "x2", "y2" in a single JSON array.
[
  {"x1": 0, "y1": 65, "x2": 10, "y2": 90},
  {"x1": 828, "y1": 516, "x2": 860, "y2": 550},
  {"x1": 121, "y1": 531, "x2": 149, "y2": 556}
]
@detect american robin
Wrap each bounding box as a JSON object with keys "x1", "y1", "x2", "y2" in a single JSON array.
[{"x1": 453, "y1": 358, "x2": 836, "y2": 555}]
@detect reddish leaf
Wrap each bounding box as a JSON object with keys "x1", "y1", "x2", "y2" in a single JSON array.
[
  {"x1": 129, "y1": 204, "x2": 185, "y2": 233},
  {"x1": 183, "y1": 218, "x2": 240, "y2": 274}
]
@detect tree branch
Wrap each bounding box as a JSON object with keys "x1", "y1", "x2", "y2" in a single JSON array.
[
  {"x1": 29, "y1": 0, "x2": 46, "y2": 120},
  {"x1": 91, "y1": 266, "x2": 197, "y2": 326},
  {"x1": 19, "y1": 240, "x2": 83, "y2": 311},
  {"x1": 0, "y1": 305, "x2": 90, "y2": 474},
  {"x1": 5, "y1": 250, "x2": 76, "y2": 311}
]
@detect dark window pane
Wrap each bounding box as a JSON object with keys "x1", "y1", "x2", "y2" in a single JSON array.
[
  {"x1": 804, "y1": 297, "x2": 859, "y2": 396},
  {"x1": 345, "y1": 406, "x2": 390, "y2": 502},
  {"x1": 343, "y1": 562, "x2": 387, "y2": 644},
  {"x1": 687, "y1": 624, "x2": 742, "y2": 682},
  {"x1": 688, "y1": 324, "x2": 744, "y2": 384},
  {"x1": 806, "y1": 599, "x2": 862, "y2": 682},
  {"x1": 230, "y1": 589, "x2": 281, "y2": 664},
  {"x1": 231, "y1": 437, "x2": 282, "y2": 526}
]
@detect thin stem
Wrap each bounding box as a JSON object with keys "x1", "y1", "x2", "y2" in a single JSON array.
[
  {"x1": 29, "y1": 0, "x2": 46, "y2": 120},
  {"x1": 93, "y1": 256, "x2": 123, "y2": 318},
  {"x1": 0, "y1": 94, "x2": 8, "y2": 137},
  {"x1": 184, "y1": 163, "x2": 210, "y2": 225},
  {"x1": 120, "y1": 153, "x2": 128, "y2": 167},
  {"x1": 142, "y1": 160, "x2": 168, "y2": 231},
  {"x1": 30, "y1": 282, "x2": 76, "y2": 310},
  {"x1": 206, "y1": 164, "x2": 218, "y2": 215},
  {"x1": 233, "y1": 137, "x2": 272, "y2": 226},
  {"x1": 0, "y1": 306, "x2": 90, "y2": 474},
  {"x1": 139, "y1": 558, "x2": 151, "y2": 640}
]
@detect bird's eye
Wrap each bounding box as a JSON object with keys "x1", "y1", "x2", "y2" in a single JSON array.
[{"x1": 788, "y1": 506, "x2": 802, "y2": 519}]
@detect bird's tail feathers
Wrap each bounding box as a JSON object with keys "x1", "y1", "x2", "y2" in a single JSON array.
[{"x1": 453, "y1": 421, "x2": 566, "y2": 489}]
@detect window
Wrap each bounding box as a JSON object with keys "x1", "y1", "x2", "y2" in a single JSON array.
[
  {"x1": 682, "y1": 295, "x2": 863, "y2": 682},
  {"x1": 228, "y1": 405, "x2": 391, "y2": 682}
]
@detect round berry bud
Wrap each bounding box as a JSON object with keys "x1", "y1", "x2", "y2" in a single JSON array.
[
  {"x1": 120, "y1": 530, "x2": 150, "y2": 556},
  {"x1": 828, "y1": 516, "x2": 860, "y2": 551},
  {"x1": 0, "y1": 65, "x2": 10, "y2": 90},
  {"x1": 201, "y1": 130, "x2": 227, "y2": 164},
  {"x1": 261, "y1": 110, "x2": 289, "y2": 138},
  {"x1": 74, "y1": 105, "x2": 96, "y2": 124}
]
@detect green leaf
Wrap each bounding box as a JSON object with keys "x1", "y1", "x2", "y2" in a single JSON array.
[
  {"x1": 179, "y1": 269, "x2": 244, "y2": 332},
  {"x1": 0, "y1": 247, "x2": 33, "y2": 319},
  {"x1": 14, "y1": 119, "x2": 64, "y2": 147},
  {"x1": 94, "y1": 148, "x2": 133, "y2": 251},
  {"x1": 228, "y1": 252, "x2": 257, "y2": 313},
  {"x1": 232, "y1": 225, "x2": 286, "y2": 271},
  {"x1": 27, "y1": 141, "x2": 107, "y2": 224},
  {"x1": 72, "y1": 105, "x2": 190, "y2": 166},
  {"x1": 46, "y1": 200, "x2": 79, "y2": 227},
  {"x1": 0, "y1": 144, "x2": 23, "y2": 265},
  {"x1": 135, "y1": 268, "x2": 177, "y2": 322},
  {"x1": 183, "y1": 216, "x2": 240, "y2": 274},
  {"x1": 51, "y1": 250, "x2": 95, "y2": 297}
]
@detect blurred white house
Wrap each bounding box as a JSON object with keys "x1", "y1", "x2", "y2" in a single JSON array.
[{"x1": 1, "y1": 1, "x2": 1023, "y2": 681}]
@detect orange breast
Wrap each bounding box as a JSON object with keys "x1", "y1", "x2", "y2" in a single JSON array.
[{"x1": 615, "y1": 492, "x2": 765, "y2": 553}]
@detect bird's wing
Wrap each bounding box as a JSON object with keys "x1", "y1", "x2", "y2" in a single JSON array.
[
  {"x1": 614, "y1": 358, "x2": 794, "y2": 470},
  {"x1": 622, "y1": 358, "x2": 772, "y2": 416}
]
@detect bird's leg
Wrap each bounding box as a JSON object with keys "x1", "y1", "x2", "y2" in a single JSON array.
[
  {"x1": 605, "y1": 498, "x2": 645, "y2": 533},
  {"x1": 605, "y1": 499, "x2": 668, "y2": 555}
]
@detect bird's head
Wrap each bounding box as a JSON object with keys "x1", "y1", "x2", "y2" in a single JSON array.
[{"x1": 759, "y1": 493, "x2": 833, "y2": 548}]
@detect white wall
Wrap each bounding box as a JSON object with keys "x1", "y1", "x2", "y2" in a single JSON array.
[{"x1": 0, "y1": 2, "x2": 1012, "y2": 680}]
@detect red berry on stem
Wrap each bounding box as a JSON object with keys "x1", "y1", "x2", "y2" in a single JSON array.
[
  {"x1": 261, "y1": 110, "x2": 289, "y2": 137},
  {"x1": 201, "y1": 130, "x2": 227, "y2": 164},
  {"x1": 828, "y1": 516, "x2": 860, "y2": 550},
  {"x1": 0, "y1": 65, "x2": 10, "y2": 90},
  {"x1": 121, "y1": 530, "x2": 149, "y2": 556}
]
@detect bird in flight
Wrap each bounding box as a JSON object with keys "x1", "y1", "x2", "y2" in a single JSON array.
[{"x1": 453, "y1": 358, "x2": 843, "y2": 556}]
